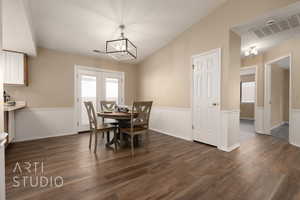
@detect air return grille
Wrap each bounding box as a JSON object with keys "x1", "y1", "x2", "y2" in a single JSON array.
[{"x1": 252, "y1": 14, "x2": 300, "y2": 38}]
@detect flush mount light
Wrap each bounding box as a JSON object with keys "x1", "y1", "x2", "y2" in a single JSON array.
[
  {"x1": 244, "y1": 46, "x2": 258, "y2": 57},
  {"x1": 93, "y1": 25, "x2": 137, "y2": 60}
]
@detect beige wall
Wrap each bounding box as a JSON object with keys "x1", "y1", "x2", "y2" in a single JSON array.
[
  {"x1": 240, "y1": 74, "x2": 255, "y2": 119},
  {"x1": 4, "y1": 48, "x2": 138, "y2": 108},
  {"x1": 137, "y1": 0, "x2": 297, "y2": 109}
]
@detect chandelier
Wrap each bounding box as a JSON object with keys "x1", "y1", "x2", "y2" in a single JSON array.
[{"x1": 105, "y1": 25, "x2": 137, "y2": 60}]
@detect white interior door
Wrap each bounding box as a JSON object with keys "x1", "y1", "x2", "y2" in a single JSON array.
[{"x1": 192, "y1": 49, "x2": 221, "y2": 146}]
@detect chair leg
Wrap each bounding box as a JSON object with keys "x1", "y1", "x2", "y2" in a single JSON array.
[
  {"x1": 146, "y1": 131, "x2": 149, "y2": 152},
  {"x1": 106, "y1": 131, "x2": 110, "y2": 143},
  {"x1": 120, "y1": 131, "x2": 124, "y2": 148},
  {"x1": 131, "y1": 135, "x2": 134, "y2": 157},
  {"x1": 94, "y1": 131, "x2": 98, "y2": 153},
  {"x1": 89, "y1": 131, "x2": 92, "y2": 149},
  {"x1": 114, "y1": 129, "x2": 117, "y2": 151}
]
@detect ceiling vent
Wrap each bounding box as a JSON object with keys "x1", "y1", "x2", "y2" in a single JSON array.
[{"x1": 252, "y1": 14, "x2": 300, "y2": 38}]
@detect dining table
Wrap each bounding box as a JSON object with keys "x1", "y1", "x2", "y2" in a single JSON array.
[{"x1": 97, "y1": 111, "x2": 139, "y2": 147}]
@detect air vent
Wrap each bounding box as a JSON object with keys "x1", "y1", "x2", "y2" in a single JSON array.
[
  {"x1": 253, "y1": 29, "x2": 265, "y2": 38},
  {"x1": 269, "y1": 24, "x2": 281, "y2": 33},
  {"x1": 261, "y1": 26, "x2": 272, "y2": 36},
  {"x1": 288, "y1": 15, "x2": 300, "y2": 28},
  {"x1": 251, "y1": 13, "x2": 300, "y2": 38},
  {"x1": 278, "y1": 20, "x2": 290, "y2": 31}
]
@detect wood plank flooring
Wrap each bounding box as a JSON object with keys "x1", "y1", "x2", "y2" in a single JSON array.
[{"x1": 5, "y1": 130, "x2": 300, "y2": 200}]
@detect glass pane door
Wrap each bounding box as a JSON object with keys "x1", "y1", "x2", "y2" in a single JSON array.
[
  {"x1": 77, "y1": 71, "x2": 99, "y2": 132},
  {"x1": 103, "y1": 72, "x2": 123, "y2": 105},
  {"x1": 75, "y1": 68, "x2": 124, "y2": 132}
]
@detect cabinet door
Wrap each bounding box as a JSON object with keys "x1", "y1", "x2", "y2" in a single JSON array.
[{"x1": 4, "y1": 52, "x2": 25, "y2": 85}]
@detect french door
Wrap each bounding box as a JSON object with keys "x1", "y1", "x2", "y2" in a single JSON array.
[
  {"x1": 75, "y1": 66, "x2": 124, "y2": 132},
  {"x1": 192, "y1": 49, "x2": 221, "y2": 146}
]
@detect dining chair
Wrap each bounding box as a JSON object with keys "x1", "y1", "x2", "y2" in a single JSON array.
[
  {"x1": 84, "y1": 101, "x2": 117, "y2": 153},
  {"x1": 120, "y1": 101, "x2": 153, "y2": 156},
  {"x1": 100, "y1": 101, "x2": 118, "y2": 141}
]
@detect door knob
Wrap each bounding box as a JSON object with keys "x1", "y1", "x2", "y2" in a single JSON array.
[{"x1": 212, "y1": 103, "x2": 219, "y2": 106}]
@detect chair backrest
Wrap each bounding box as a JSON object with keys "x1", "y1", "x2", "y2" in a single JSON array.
[
  {"x1": 100, "y1": 101, "x2": 117, "y2": 112},
  {"x1": 131, "y1": 101, "x2": 153, "y2": 128},
  {"x1": 84, "y1": 101, "x2": 97, "y2": 130}
]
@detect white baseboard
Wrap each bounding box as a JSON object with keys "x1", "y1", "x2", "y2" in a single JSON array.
[
  {"x1": 150, "y1": 128, "x2": 192, "y2": 141},
  {"x1": 14, "y1": 107, "x2": 76, "y2": 142},
  {"x1": 149, "y1": 106, "x2": 192, "y2": 141},
  {"x1": 271, "y1": 121, "x2": 285, "y2": 131},
  {"x1": 240, "y1": 117, "x2": 254, "y2": 120},
  {"x1": 219, "y1": 143, "x2": 240, "y2": 152}
]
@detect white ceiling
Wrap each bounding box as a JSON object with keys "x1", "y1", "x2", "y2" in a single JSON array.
[
  {"x1": 2, "y1": 0, "x2": 37, "y2": 56},
  {"x1": 27, "y1": 0, "x2": 227, "y2": 63},
  {"x1": 233, "y1": 2, "x2": 300, "y2": 57}
]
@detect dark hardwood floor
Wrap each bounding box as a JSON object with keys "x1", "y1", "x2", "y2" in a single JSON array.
[{"x1": 5, "y1": 130, "x2": 300, "y2": 200}]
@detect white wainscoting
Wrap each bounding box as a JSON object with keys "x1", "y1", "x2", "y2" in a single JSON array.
[
  {"x1": 14, "y1": 107, "x2": 76, "y2": 142},
  {"x1": 255, "y1": 106, "x2": 264, "y2": 134},
  {"x1": 149, "y1": 106, "x2": 192, "y2": 141},
  {"x1": 290, "y1": 109, "x2": 300, "y2": 148},
  {"x1": 150, "y1": 107, "x2": 240, "y2": 152},
  {"x1": 219, "y1": 110, "x2": 240, "y2": 152}
]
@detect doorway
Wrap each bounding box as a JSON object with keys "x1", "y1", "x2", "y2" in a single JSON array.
[
  {"x1": 264, "y1": 55, "x2": 291, "y2": 142},
  {"x1": 240, "y1": 66, "x2": 257, "y2": 142},
  {"x1": 74, "y1": 65, "x2": 124, "y2": 132}
]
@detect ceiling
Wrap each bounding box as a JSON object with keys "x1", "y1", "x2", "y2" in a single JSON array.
[
  {"x1": 273, "y1": 57, "x2": 290, "y2": 69},
  {"x1": 27, "y1": 0, "x2": 227, "y2": 63},
  {"x1": 233, "y1": 2, "x2": 300, "y2": 57}
]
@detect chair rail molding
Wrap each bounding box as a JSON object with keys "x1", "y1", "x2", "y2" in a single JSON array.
[{"x1": 219, "y1": 110, "x2": 240, "y2": 152}]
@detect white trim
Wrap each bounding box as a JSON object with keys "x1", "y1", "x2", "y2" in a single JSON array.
[
  {"x1": 219, "y1": 143, "x2": 240, "y2": 152},
  {"x1": 270, "y1": 121, "x2": 286, "y2": 131},
  {"x1": 264, "y1": 54, "x2": 292, "y2": 139},
  {"x1": 150, "y1": 128, "x2": 192, "y2": 141},
  {"x1": 15, "y1": 132, "x2": 76, "y2": 143},
  {"x1": 240, "y1": 117, "x2": 254, "y2": 120},
  {"x1": 191, "y1": 48, "x2": 221, "y2": 147}
]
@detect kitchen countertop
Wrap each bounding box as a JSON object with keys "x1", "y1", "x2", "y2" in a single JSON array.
[{"x1": 4, "y1": 101, "x2": 26, "y2": 112}]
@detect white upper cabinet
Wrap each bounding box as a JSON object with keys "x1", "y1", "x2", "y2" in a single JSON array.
[{"x1": 3, "y1": 51, "x2": 28, "y2": 85}]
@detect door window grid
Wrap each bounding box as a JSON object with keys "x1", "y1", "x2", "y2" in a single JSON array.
[{"x1": 241, "y1": 82, "x2": 255, "y2": 103}]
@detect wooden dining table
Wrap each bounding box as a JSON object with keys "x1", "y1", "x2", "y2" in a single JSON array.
[{"x1": 97, "y1": 112, "x2": 139, "y2": 147}]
